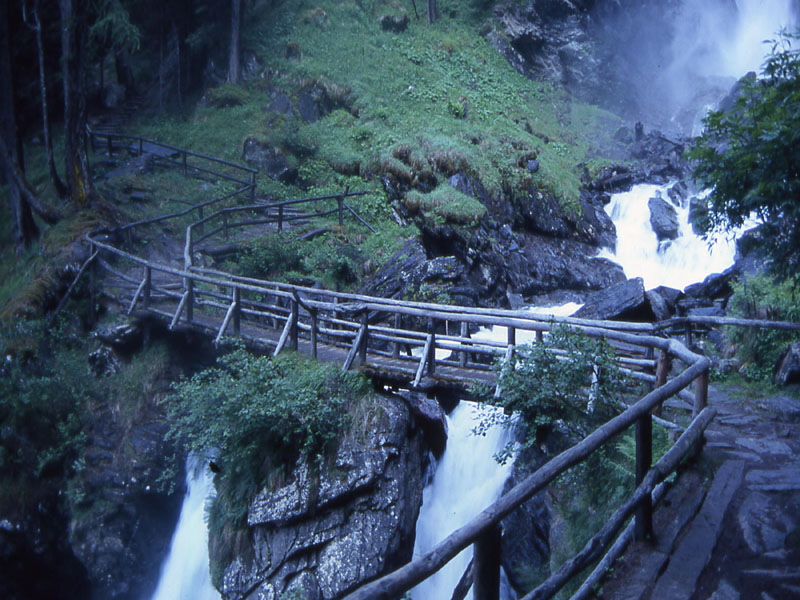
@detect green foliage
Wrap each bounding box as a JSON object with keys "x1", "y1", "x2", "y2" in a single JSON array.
[
  {"x1": 238, "y1": 234, "x2": 305, "y2": 279},
  {"x1": 167, "y1": 347, "x2": 371, "y2": 525},
  {"x1": 0, "y1": 319, "x2": 91, "y2": 480},
  {"x1": 477, "y1": 326, "x2": 628, "y2": 463},
  {"x1": 403, "y1": 185, "x2": 487, "y2": 225},
  {"x1": 689, "y1": 30, "x2": 800, "y2": 283},
  {"x1": 726, "y1": 273, "x2": 800, "y2": 381}
]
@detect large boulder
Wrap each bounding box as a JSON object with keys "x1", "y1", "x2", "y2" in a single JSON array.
[
  {"x1": 648, "y1": 195, "x2": 680, "y2": 241},
  {"x1": 774, "y1": 343, "x2": 800, "y2": 387},
  {"x1": 241, "y1": 138, "x2": 297, "y2": 184},
  {"x1": 221, "y1": 394, "x2": 425, "y2": 600},
  {"x1": 572, "y1": 277, "x2": 654, "y2": 321}
]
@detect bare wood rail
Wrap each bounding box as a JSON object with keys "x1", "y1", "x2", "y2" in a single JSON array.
[{"x1": 82, "y1": 130, "x2": 756, "y2": 600}]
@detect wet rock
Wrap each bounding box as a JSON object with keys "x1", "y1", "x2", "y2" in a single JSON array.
[
  {"x1": 379, "y1": 13, "x2": 409, "y2": 33},
  {"x1": 94, "y1": 322, "x2": 142, "y2": 350},
  {"x1": 241, "y1": 138, "x2": 297, "y2": 184},
  {"x1": 401, "y1": 392, "x2": 447, "y2": 457},
  {"x1": 268, "y1": 93, "x2": 293, "y2": 116},
  {"x1": 573, "y1": 277, "x2": 654, "y2": 321},
  {"x1": 297, "y1": 92, "x2": 319, "y2": 123},
  {"x1": 222, "y1": 394, "x2": 424, "y2": 600},
  {"x1": 648, "y1": 194, "x2": 680, "y2": 241},
  {"x1": 424, "y1": 256, "x2": 462, "y2": 282},
  {"x1": 68, "y1": 411, "x2": 183, "y2": 600},
  {"x1": 774, "y1": 343, "x2": 800, "y2": 387},
  {"x1": 526, "y1": 159, "x2": 540, "y2": 173},
  {"x1": 685, "y1": 268, "x2": 736, "y2": 302},
  {"x1": 646, "y1": 288, "x2": 673, "y2": 321},
  {"x1": 88, "y1": 346, "x2": 121, "y2": 377}
]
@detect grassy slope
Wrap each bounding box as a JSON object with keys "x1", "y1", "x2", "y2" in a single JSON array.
[
  {"x1": 130, "y1": 0, "x2": 620, "y2": 220},
  {"x1": 2, "y1": 0, "x2": 626, "y2": 315}
]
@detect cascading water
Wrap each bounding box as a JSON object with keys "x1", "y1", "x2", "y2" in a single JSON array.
[
  {"x1": 411, "y1": 303, "x2": 579, "y2": 600},
  {"x1": 411, "y1": 401, "x2": 516, "y2": 600},
  {"x1": 151, "y1": 457, "x2": 220, "y2": 600},
  {"x1": 596, "y1": 184, "x2": 747, "y2": 291}
]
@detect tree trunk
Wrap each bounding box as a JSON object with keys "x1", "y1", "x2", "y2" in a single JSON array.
[
  {"x1": 59, "y1": 0, "x2": 95, "y2": 208},
  {"x1": 427, "y1": 0, "x2": 438, "y2": 23},
  {"x1": 26, "y1": 0, "x2": 68, "y2": 197},
  {"x1": 1, "y1": 1, "x2": 38, "y2": 251},
  {"x1": 227, "y1": 0, "x2": 241, "y2": 84}
]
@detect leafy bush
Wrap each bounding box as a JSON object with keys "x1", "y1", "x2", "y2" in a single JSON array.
[
  {"x1": 403, "y1": 185, "x2": 487, "y2": 225},
  {"x1": 0, "y1": 319, "x2": 91, "y2": 480},
  {"x1": 238, "y1": 235, "x2": 304, "y2": 279},
  {"x1": 726, "y1": 273, "x2": 800, "y2": 380},
  {"x1": 477, "y1": 325, "x2": 628, "y2": 463},
  {"x1": 167, "y1": 347, "x2": 371, "y2": 525}
]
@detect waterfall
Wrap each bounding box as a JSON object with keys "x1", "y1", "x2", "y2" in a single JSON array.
[
  {"x1": 411, "y1": 401, "x2": 516, "y2": 600},
  {"x1": 151, "y1": 457, "x2": 220, "y2": 600},
  {"x1": 597, "y1": 183, "x2": 758, "y2": 291}
]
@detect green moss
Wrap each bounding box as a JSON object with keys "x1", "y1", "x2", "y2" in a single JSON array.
[{"x1": 404, "y1": 185, "x2": 486, "y2": 225}]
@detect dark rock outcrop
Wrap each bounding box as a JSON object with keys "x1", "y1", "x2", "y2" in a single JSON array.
[
  {"x1": 573, "y1": 277, "x2": 655, "y2": 321},
  {"x1": 220, "y1": 394, "x2": 425, "y2": 600},
  {"x1": 68, "y1": 414, "x2": 183, "y2": 600},
  {"x1": 241, "y1": 138, "x2": 297, "y2": 184},
  {"x1": 774, "y1": 343, "x2": 800, "y2": 387},
  {"x1": 648, "y1": 195, "x2": 680, "y2": 241}
]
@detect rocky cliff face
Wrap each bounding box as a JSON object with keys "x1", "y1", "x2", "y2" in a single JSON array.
[{"x1": 219, "y1": 393, "x2": 427, "y2": 600}]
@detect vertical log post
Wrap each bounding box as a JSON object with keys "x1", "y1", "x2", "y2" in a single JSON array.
[
  {"x1": 182, "y1": 150, "x2": 188, "y2": 176},
  {"x1": 338, "y1": 185, "x2": 349, "y2": 227},
  {"x1": 88, "y1": 243, "x2": 97, "y2": 323},
  {"x1": 653, "y1": 350, "x2": 671, "y2": 417},
  {"x1": 507, "y1": 326, "x2": 516, "y2": 348},
  {"x1": 106, "y1": 134, "x2": 113, "y2": 157},
  {"x1": 359, "y1": 311, "x2": 369, "y2": 364},
  {"x1": 685, "y1": 320, "x2": 693, "y2": 348},
  {"x1": 634, "y1": 414, "x2": 653, "y2": 541},
  {"x1": 536, "y1": 329, "x2": 544, "y2": 344},
  {"x1": 143, "y1": 266, "x2": 152, "y2": 310},
  {"x1": 232, "y1": 287, "x2": 241, "y2": 336},
  {"x1": 290, "y1": 297, "x2": 299, "y2": 351},
  {"x1": 278, "y1": 205, "x2": 284, "y2": 232},
  {"x1": 460, "y1": 321, "x2": 470, "y2": 368},
  {"x1": 693, "y1": 369, "x2": 709, "y2": 419},
  {"x1": 223, "y1": 212, "x2": 229, "y2": 240},
  {"x1": 427, "y1": 317, "x2": 436, "y2": 376},
  {"x1": 250, "y1": 171, "x2": 256, "y2": 202},
  {"x1": 393, "y1": 313, "x2": 401, "y2": 359},
  {"x1": 185, "y1": 278, "x2": 194, "y2": 323},
  {"x1": 137, "y1": 137, "x2": 143, "y2": 156},
  {"x1": 310, "y1": 308, "x2": 318, "y2": 359},
  {"x1": 473, "y1": 525, "x2": 501, "y2": 600}
]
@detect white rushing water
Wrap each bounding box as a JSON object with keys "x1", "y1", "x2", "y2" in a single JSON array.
[
  {"x1": 597, "y1": 183, "x2": 749, "y2": 291},
  {"x1": 151, "y1": 457, "x2": 220, "y2": 600},
  {"x1": 411, "y1": 401, "x2": 516, "y2": 600}
]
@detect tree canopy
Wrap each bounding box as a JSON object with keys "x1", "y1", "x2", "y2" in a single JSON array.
[{"x1": 688, "y1": 30, "x2": 800, "y2": 283}]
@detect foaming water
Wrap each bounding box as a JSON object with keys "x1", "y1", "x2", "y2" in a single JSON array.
[
  {"x1": 151, "y1": 457, "x2": 220, "y2": 600},
  {"x1": 597, "y1": 184, "x2": 751, "y2": 291},
  {"x1": 411, "y1": 401, "x2": 516, "y2": 600}
]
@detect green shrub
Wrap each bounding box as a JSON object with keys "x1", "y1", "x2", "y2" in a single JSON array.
[
  {"x1": 726, "y1": 273, "x2": 800, "y2": 381},
  {"x1": 403, "y1": 185, "x2": 487, "y2": 225},
  {"x1": 0, "y1": 319, "x2": 91, "y2": 480},
  {"x1": 476, "y1": 325, "x2": 628, "y2": 463},
  {"x1": 238, "y1": 235, "x2": 305, "y2": 279},
  {"x1": 167, "y1": 347, "x2": 371, "y2": 525}
]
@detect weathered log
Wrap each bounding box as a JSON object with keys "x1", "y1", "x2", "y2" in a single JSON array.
[{"x1": 343, "y1": 358, "x2": 709, "y2": 600}]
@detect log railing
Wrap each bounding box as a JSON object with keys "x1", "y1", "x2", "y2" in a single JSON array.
[{"x1": 83, "y1": 132, "x2": 726, "y2": 600}]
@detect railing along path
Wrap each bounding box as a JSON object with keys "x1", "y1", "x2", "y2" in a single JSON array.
[{"x1": 80, "y1": 131, "x2": 800, "y2": 600}]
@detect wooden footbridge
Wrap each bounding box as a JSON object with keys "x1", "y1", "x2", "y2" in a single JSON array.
[{"x1": 80, "y1": 129, "x2": 800, "y2": 600}]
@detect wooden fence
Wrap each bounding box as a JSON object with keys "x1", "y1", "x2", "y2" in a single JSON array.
[{"x1": 79, "y1": 132, "x2": 796, "y2": 600}]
